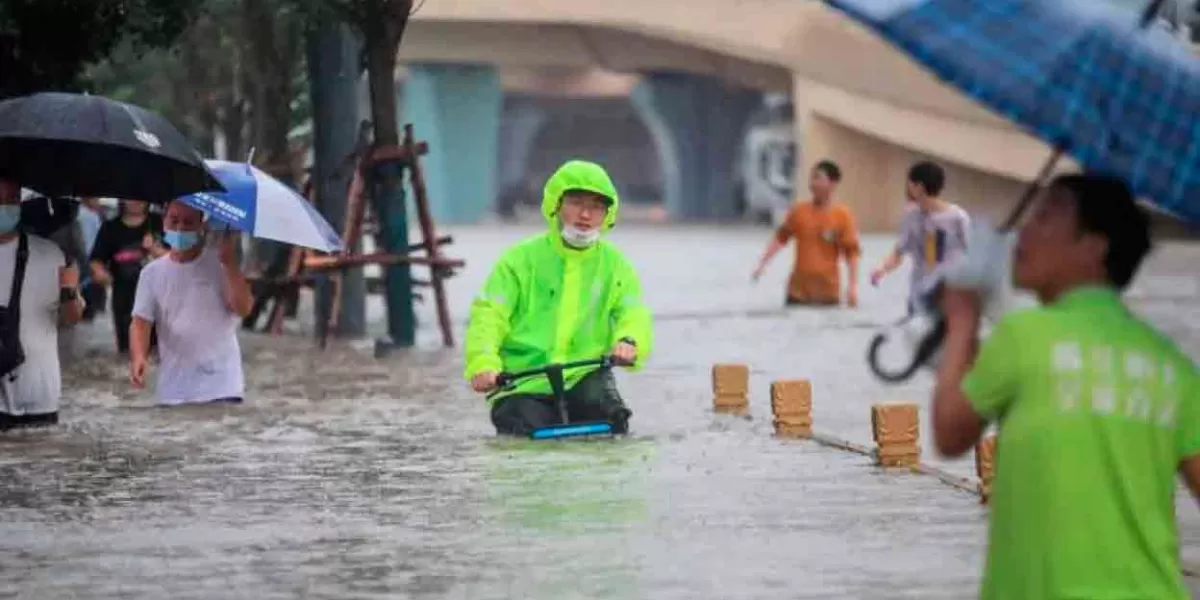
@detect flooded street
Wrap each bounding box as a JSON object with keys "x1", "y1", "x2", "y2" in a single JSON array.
[{"x1": 4, "y1": 222, "x2": 1199, "y2": 599}]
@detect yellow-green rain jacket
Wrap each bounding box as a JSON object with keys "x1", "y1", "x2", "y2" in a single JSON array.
[{"x1": 463, "y1": 160, "x2": 654, "y2": 404}]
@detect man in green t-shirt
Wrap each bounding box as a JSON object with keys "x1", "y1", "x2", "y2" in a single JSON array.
[{"x1": 931, "y1": 173, "x2": 1200, "y2": 600}]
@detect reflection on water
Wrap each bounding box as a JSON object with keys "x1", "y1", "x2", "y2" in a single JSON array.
[
  {"x1": 479, "y1": 438, "x2": 656, "y2": 535},
  {"x1": 3, "y1": 225, "x2": 1198, "y2": 599},
  {"x1": 470, "y1": 439, "x2": 657, "y2": 600}
]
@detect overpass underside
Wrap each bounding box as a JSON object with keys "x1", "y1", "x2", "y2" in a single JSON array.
[
  {"x1": 396, "y1": 21, "x2": 784, "y2": 224},
  {"x1": 394, "y1": 3, "x2": 1088, "y2": 231}
]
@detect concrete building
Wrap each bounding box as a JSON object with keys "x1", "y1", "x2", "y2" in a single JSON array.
[{"x1": 395, "y1": 1, "x2": 1088, "y2": 231}]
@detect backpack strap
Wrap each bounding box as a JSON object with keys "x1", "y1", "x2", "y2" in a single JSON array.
[{"x1": 8, "y1": 233, "x2": 28, "y2": 322}]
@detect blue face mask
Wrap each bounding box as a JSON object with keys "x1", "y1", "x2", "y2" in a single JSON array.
[
  {"x1": 164, "y1": 229, "x2": 201, "y2": 252},
  {"x1": 0, "y1": 205, "x2": 20, "y2": 233}
]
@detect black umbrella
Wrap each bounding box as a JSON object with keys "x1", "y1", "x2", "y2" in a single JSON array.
[{"x1": 0, "y1": 92, "x2": 225, "y2": 202}]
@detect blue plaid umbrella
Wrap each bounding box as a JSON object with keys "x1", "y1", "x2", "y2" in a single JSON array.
[{"x1": 824, "y1": 0, "x2": 1200, "y2": 224}]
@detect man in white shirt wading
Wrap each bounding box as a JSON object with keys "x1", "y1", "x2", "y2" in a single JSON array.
[
  {"x1": 0, "y1": 179, "x2": 86, "y2": 430},
  {"x1": 129, "y1": 201, "x2": 254, "y2": 405}
]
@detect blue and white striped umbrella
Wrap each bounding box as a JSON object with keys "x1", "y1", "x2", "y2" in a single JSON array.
[
  {"x1": 179, "y1": 160, "x2": 342, "y2": 252},
  {"x1": 824, "y1": 0, "x2": 1200, "y2": 223}
]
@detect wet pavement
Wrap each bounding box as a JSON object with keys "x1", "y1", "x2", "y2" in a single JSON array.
[{"x1": 6, "y1": 222, "x2": 1200, "y2": 599}]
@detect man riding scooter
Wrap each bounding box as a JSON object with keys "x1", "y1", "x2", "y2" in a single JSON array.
[{"x1": 464, "y1": 160, "x2": 654, "y2": 436}]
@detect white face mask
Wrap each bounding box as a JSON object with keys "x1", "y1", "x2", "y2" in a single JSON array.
[{"x1": 561, "y1": 224, "x2": 600, "y2": 248}]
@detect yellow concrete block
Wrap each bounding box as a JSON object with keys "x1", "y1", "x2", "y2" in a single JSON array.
[
  {"x1": 712, "y1": 364, "x2": 749, "y2": 395},
  {"x1": 871, "y1": 403, "x2": 920, "y2": 445},
  {"x1": 712, "y1": 364, "x2": 749, "y2": 412},
  {"x1": 771, "y1": 379, "x2": 813, "y2": 437},
  {"x1": 770, "y1": 379, "x2": 811, "y2": 416},
  {"x1": 773, "y1": 421, "x2": 812, "y2": 437},
  {"x1": 871, "y1": 403, "x2": 921, "y2": 467},
  {"x1": 975, "y1": 435, "x2": 998, "y2": 504},
  {"x1": 714, "y1": 402, "x2": 749, "y2": 416},
  {"x1": 876, "y1": 444, "x2": 920, "y2": 466}
]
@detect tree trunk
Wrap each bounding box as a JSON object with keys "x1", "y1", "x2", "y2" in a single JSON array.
[
  {"x1": 363, "y1": 27, "x2": 399, "y2": 146},
  {"x1": 306, "y1": 20, "x2": 367, "y2": 339},
  {"x1": 359, "y1": 0, "x2": 416, "y2": 347},
  {"x1": 243, "y1": 0, "x2": 296, "y2": 179},
  {"x1": 198, "y1": 102, "x2": 218, "y2": 160},
  {"x1": 221, "y1": 99, "x2": 245, "y2": 167},
  {"x1": 241, "y1": 0, "x2": 302, "y2": 328}
]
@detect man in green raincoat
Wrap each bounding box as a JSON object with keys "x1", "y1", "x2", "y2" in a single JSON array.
[{"x1": 464, "y1": 160, "x2": 653, "y2": 436}]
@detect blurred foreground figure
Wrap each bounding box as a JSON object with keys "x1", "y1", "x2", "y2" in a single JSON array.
[{"x1": 931, "y1": 174, "x2": 1199, "y2": 600}]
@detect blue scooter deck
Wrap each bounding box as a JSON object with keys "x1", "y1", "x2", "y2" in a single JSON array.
[{"x1": 530, "y1": 421, "x2": 614, "y2": 440}]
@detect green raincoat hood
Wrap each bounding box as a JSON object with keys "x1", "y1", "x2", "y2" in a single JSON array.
[{"x1": 541, "y1": 160, "x2": 621, "y2": 232}]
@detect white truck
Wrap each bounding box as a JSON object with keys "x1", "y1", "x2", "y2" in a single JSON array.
[{"x1": 734, "y1": 94, "x2": 798, "y2": 226}]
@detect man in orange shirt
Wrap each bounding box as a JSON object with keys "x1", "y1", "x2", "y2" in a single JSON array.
[{"x1": 751, "y1": 160, "x2": 861, "y2": 307}]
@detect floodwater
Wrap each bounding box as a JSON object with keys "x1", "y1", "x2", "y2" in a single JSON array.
[{"x1": 6, "y1": 222, "x2": 1200, "y2": 599}]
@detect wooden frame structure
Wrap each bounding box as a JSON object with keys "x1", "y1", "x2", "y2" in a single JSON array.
[{"x1": 255, "y1": 123, "x2": 464, "y2": 349}]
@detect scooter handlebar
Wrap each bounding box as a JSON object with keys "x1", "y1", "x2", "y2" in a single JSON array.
[{"x1": 491, "y1": 356, "x2": 614, "y2": 393}]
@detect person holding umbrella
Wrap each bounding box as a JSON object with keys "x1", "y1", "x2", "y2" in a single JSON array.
[
  {"x1": 126, "y1": 154, "x2": 339, "y2": 406},
  {"x1": 0, "y1": 179, "x2": 86, "y2": 431},
  {"x1": 931, "y1": 175, "x2": 1198, "y2": 600},
  {"x1": 128, "y1": 201, "x2": 254, "y2": 406},
  {"x1": 823, "y1": 0, "x2": 1200, "y2": 596}
]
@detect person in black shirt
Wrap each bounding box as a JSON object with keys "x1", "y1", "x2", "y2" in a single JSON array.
[{"x1": 89, "y1": 200, "x2": 166, "y2": 354}]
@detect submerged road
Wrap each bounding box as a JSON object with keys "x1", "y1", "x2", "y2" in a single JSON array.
[{"x1": 7, "y1": 222, "x2": 1200, "y2": 599}]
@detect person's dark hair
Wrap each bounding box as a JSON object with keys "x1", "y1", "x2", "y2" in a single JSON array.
[
  {"x1": 19, "y1": 195, "x2": 78, "y2": 238},
  {"x1": 1049, "y1": 173, "x2": 1152, "y2": 290},
  {"x1": 907, "y1": 161, "x2": 945, "y2": 196},
  {"x1": 814, "y1": 160, "x2": 842, "y2": 183}
]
